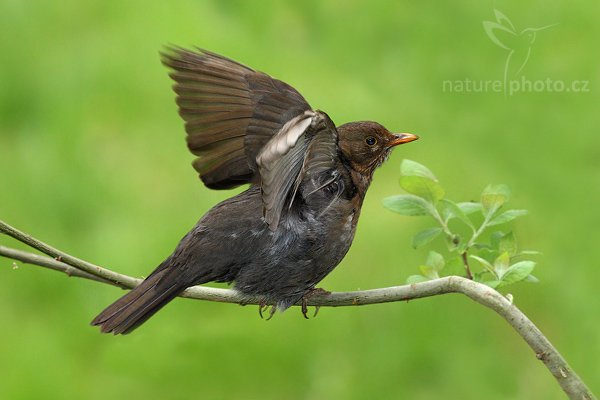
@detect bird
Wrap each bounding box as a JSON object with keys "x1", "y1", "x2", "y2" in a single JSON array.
[{"x1": 91, "y1": 47, "x2": 418, "y2": 334}]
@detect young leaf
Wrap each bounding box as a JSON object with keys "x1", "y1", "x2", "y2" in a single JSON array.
[
  {"x1": 419, "y1": 265, "x2": 439, "y2": 279},
  {"x1": 399, "y1": 176, "x2": 445, "y2": 203},
  {"x1": 472, "y1": 271, "x2": 486, "y2": 282},
  {"x1": 481, "y1": 184, "x2": 511, "y2": 214},
  {"x1": 520, "y1": 250, "x2": 542, "y2": 256},
  {"x1": 498, "y1": 231, "x2": 517, "y2": 257},
  {"x1": 412, "y1": 227, "x2": 443, "y2": 248},
  {"x1": 440, "y1": 199, "x2": 474, "y2": 228},
  {"x1": 400, "y1": 159, "x2": 438, "y2": 180},
  {"x1": 470, "y1": 255, "x2": 496, "y2": 275},
  {"x1": 488, "y1": 209, "x2": 528, "y2": 227},
  {"x1": 525, "y1": 274, "x2": 540, "y2": 283},
  {"x1": 475, "y1": 248, "x2": 499, "y2": 265},
  {"x1": 445, "y1": 256, "x2": 465, "y2": 276},
  {"x1": 383, "y1": 195, "x2": 433, "y2": 216},
  {"x1": 494, "y1": 251, "x2": 510, "y2": 278},
  {"x1": 455, "y1": 240, "x2": 468, "y2": 254},
  {"x1": 425, "y1": 251, "x2": 445, "y2": 271},
  {"x1": 406, "y1": 274, "x2": 430, "y2": 284},
  {"x1": 483, "y1": 280, "x2": 502, "y2": 289},
  {"x1": 498, "y1": 261, "x2": 536, "y2": 286},
  {"x1": 458, "y1": 202, "x2": 483, "y2": 215},
  {"x1": 490, "y1": 231, "x2": 505, "y2": 250}
]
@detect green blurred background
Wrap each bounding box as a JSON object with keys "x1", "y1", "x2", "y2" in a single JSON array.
[{"x1": 1, "y1": 1, "x2": 598, "y2": 399}]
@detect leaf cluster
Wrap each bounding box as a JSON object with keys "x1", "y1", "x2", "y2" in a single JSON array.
[{"x1": 384, "y1": 160, "x2": 539, "y2": 288}]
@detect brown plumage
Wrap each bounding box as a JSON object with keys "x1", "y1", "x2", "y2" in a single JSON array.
[
  {"x1": 164, "y1": 48, "x2": 311, "y2": 189},
  {"x1": 91, "y1": 48, "x2": 418, "y2": 334}
]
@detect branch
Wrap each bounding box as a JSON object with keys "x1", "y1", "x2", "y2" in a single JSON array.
[
  {"x1": 0, "y1": 245, "x2": 127, "y2": 287},
  {"x1": 0, "y1": 220, "x2": 595, "y2": 400},
  {"x1": 0, "y1": 220, "x2": 139, "y2": 288}
]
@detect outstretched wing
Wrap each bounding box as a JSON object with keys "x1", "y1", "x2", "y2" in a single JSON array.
[
  {"x1": 256, "y1": 110, "x2": 339, "y2": 230},
  {"x1": 162, "y1": 48, "x2": 311, "y2": 189}
]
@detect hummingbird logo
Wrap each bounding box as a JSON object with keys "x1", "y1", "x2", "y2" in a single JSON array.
[{"x1": 483, "y1": 9, "x2": 556, "y2": 89}]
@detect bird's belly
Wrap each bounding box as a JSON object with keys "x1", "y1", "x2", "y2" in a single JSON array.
[{"x1": 233, "y1": 207, "x2": 356, "y2": 309}]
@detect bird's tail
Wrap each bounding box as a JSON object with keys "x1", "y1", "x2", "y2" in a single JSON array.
[{"x1": 91, "y1": 266, "x2": 185, "y2": 335}]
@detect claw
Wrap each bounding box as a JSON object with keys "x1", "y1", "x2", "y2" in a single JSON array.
[
  {"x1": 258, "y1": 300, "x2": 277, "y2": 321},
  {"x1": 301, "y1": 298, "x2": 309, "y2": 319},
  {"x1": 258, "y1": 301, "x2": 267, "y2": 319},
  {"x1": 300, "y1": 288, "x2": 331, "y2": 319},
  {"x1": 266, "y1": 305, "x2": 276, "y2": 321}
]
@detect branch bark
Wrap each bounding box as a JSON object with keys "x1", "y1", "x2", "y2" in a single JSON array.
[{"x1": 0, "y1": 219, "x2": 595, "y2": 400}]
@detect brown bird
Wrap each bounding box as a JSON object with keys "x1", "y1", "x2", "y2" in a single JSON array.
[{"x1": 91, "y1": 48, "x2": 418, "y2": 334}]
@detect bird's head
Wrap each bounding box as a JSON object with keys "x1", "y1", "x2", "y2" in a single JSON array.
[
  {"x1": 520, "y1": 24, "x2": 557, "y2": 44},
  {"x1": 337, "y1": 121, "x2": 418, "y2": 179}
]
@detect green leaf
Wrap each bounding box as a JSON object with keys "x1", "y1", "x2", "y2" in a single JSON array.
[
  {"x1": 458, "y1": 202, "x2": 483, "y2": 215},
  {"x1": 490, "y1": 231, "x2": 504, "y2": 250},
  {"x1": 406, "y1": 274, "x2": 429, "y2": 284},
  {"x1": 440, "y1": 199, "x2": 474, "y2": 228},
  {"x1": 425, "y1": 251, "x2": 445, "y2": 271},
  {"x1": 481, "y1": 184, "x2": 511, "y2": 214},
  {"x1": 455, "y1": 240, "x2": 468, "y2": 254},
  {"x1": 472, "y1": 271, "x2": 485, "y2": 282},
  {"x1": 383, "y1": 195, "x2": 433, "y2": 216},
  {"x1": 488, "y1": 209, "x2": 528, "y2": 226},
  {"x1": 412, "y1": 227, "x2": 443, "y2": 248},
  {"x1": 470, "y1": 255, "x2": 496, "y2": 275},
  {"x1": 399, "y1": 176, "x2": 445, "y2": 203},
  {"x1": 498, "y1": 231, "x2": 517, "y2": 257},
  {"x1": 445, "y1": 256, "x2": 465, "y2": 276},
  {"x1": 419, "y1": 265, "x2": 439, "y2": 279},
  {"x1": 484, "y1": 280, "x2": 502, "y2": 289},
  {"x1": 476, "y1": 248, "x2": 499, "y2": 265},
  {"x1": 498, "y1": 261, "x2": 536, "y2": 286},
  {"x1": 525, "y1": 274, "x2": 540, "y2": 283},
  {"x1": 520, "y1": 250, "x2": 542, "y2": 256},
  {"x1": 400, "y1": 159, "x2": 437, "y2": 180},
  {"x1": 494, "y1": 251, "x2": 510, "y2": 278}
]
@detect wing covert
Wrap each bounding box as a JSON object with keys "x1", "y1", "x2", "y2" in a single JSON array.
[{"x1": 256, "y1": 111, "x2": 339, "y2": 230}]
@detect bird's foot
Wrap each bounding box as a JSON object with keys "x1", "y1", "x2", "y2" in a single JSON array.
[
  {"x1": 301, "y1": 288, "x2": 331, "y2": 319},
  {"x1": 258, "y1": 301, "x2": 276, "y2": 320}
]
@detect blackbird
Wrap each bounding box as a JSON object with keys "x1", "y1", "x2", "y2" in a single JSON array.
[{"x1": 91, "y1": 48, "x2": 418, "y2": 334}]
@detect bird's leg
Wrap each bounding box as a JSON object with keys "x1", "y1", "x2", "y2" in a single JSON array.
[
  {"x1": 258, "y1": 300, "x2": 277, "y2": 320},
  {"x1": 300, "y1": 288, "x2": 331, "y2": 319},
  {"x1": 266, "y1": 305, "x2": 276, "y2": 321},
  {"x1": 301, "y1": 298, "x2": 309, "y2": 319},
  {"x1": 258, "y1": 300, "x2": 267, "y2": 319}
]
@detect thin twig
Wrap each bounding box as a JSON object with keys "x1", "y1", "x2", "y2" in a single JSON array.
[
  {"x1": 0, "y1": 220, "x2": 595, "y2": 400},
  {"x1": 0, "y1": 245, "x2": 128, "y2": 288},
  {"x1": 461, "y1": 251, "x2": 474, "y2": 280},
  {"x1": 0, "y1": 220, "x2": 139, "y2": 287}
]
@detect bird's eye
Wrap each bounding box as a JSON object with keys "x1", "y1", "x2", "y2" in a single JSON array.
[{"x1": 365, "y1": 136, "x2": 377, "y2": 146}]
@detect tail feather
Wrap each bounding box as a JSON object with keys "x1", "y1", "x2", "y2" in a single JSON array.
[{"x1": 91, "y1": 269, "x2": 185, "y2": 335}]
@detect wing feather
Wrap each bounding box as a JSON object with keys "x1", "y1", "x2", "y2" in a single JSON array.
[
  {"x1": 162, "y1": 48, "x2": 311, "y2": 189},
  {"x1": 256, "y1": 111, "x2": 339, "y2": 230}
]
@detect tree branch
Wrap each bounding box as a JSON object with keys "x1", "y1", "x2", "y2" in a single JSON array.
[
  {"x1": 0, "y1": 219, "x2": 595, "y2": 400},
  {"x1": 0, "y1": 220, "x2": 139, "y2": 288},
  {"x1": 0, "y1": 245, "x2": 127, "y2": 287}
]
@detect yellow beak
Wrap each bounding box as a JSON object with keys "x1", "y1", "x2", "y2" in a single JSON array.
[{"x1": 389, "y1": 133, "x2": 419, "y2": 147}]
